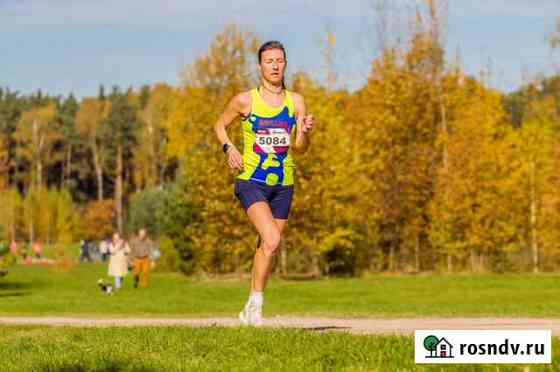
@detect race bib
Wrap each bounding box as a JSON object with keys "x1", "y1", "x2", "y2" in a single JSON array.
[{"x1": 255, "y1": 128, "x2": 290, "y2": 154}]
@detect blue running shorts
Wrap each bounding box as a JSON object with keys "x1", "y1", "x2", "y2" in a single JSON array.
[{"x1": 234, "y1": 179, "x2": 294, "y2": 219}]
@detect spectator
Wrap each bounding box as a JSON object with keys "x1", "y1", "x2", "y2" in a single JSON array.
[
  {"x1": 108, "y1": 232, "x2": 130, "y2": 290},
  {"x1": 130, "y1": 228, "x2": 155, "y2": 289},
  {"x1": 79, "y1": 240, "x2": 92, "y2": 262},
  {"x1": 32, "y1": 241, "x2": 43, "y2": 259},
  {"x1": 99, "y1": 238, "x2": 110, "y2": 262},
  {"x1": 10, "y1": 240, "x2": 17, "y2": 256}
]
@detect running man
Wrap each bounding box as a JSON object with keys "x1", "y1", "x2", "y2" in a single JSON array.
[{"x1": 214, "y1": 40, "x2": 314, "y2": 326}]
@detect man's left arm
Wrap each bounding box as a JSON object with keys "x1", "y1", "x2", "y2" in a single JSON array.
[{"x1": 292, "y1": 93, "x2": 314, "y2": 154}]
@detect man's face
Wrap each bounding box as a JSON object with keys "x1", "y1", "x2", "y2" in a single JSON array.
[
  {"x1": 139, "y1": 229, "x2": 146, "y2": 239},
  {"x1": 259, "y1": 48, "x2": 286, "y2": 85}
]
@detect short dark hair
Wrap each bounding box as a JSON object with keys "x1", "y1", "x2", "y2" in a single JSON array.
[{"x1": 258, "y1": 41, "x2": 286, "y2": 64}]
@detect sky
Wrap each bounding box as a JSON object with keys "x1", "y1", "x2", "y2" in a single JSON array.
[{"x1": 1, "y1": 0, "x2": 558, "y2": 98}]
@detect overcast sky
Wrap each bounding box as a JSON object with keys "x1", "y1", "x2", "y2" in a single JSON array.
[{"x1": 1, "y1": 0, "x2": 558, "y2": 98}]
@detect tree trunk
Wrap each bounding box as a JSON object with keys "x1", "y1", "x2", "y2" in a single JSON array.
[
  {"x1": 46, "y1": 211, "x2": 51, "y2": 246},
  {"x1": 60, "y1": 152, "x2": 65, "y2": 186},
  {"x1": 530, "y1": 160, "x2": 539, "y2": 273},
  {"x1": 414, "y1": 234, "x2": 420, "y2": 272},
  {"x1": 33, "y1": 119, "x2": 41, "y2": 187},
  {"x1": 152, "y1": 157, "x2": 158, "y2": 189},
  {"x1": 115, "y1": 143, "x2": 123, "y2": 235},
  {"x1": 389, "y1": 244, "x2": 395, "y2": 272},
  {"x1": 28, "y1": 213, "x2": 34, "y2": 247},
  {"x1": 14, "y1": 140, "x2": 19, "y2": 191},
  {"x1": 93, "y1": 148, "x2": 104, "y2": 201},
  {"x1": 36, "y1": 161, "x2": 42, "y2": 187},
  {"x1": 158, "y1": 138, "x2": 167, "y2": 187},
  {"x1": 148, "y1": 118, "x2": 157, "y2": 188},
  {"x1": 311, "y1": 253, "x2": 320, "y2": 276},
  {"x1": 63, "y1": 145, "x2": 72, "y2": 188},
  {"x1": 440, "y1": 86, "x2": 451, "y2": 274}
]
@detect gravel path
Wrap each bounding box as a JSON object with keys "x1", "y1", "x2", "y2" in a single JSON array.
[{"x1": 1, "y1": 317, "x2": 559, "y2": 335}]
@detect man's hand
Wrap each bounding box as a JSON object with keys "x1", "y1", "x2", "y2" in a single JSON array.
[
  {"x1": 227, "y1": 146, "x2": 244, "y2": 170},
  {"x1": 302, "y1": 114, "x2": 314, "y2": 133}
]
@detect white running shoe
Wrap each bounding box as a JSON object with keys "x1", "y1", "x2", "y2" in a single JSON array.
[{"x1": 239, "y1": 303, "x2": 263, "y2": 327}]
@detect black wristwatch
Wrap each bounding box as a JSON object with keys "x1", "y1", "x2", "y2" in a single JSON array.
[{"x1": 222, "y1": 143, "x2": 231, "y2": 154}]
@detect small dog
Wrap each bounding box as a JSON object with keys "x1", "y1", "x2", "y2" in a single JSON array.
[{"x1": 97, "y1": 278, "x2": 114, "y2": 295}]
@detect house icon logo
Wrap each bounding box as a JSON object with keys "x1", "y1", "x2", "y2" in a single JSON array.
[{"x1": 423, "y1": 335, "x2": 454, "y2": 358}]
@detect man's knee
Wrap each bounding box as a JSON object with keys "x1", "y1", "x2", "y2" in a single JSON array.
[{"x1": 262, "y1": 232, "x2": 281, "y2": 257}]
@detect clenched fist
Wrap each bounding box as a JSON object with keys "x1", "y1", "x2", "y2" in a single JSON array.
[{"x1": 302, "y1": 114, "x2": 314, "y2": 133}]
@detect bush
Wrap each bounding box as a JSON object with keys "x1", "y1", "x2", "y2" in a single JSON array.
[
  {"x1": 154, "y1": 237, "x2": 180, "y2": 272},
  {"x1": 0, "y1": 240, "x2": 15, "y2": 277},
  {"x1": 126, "y1": 178, "x2": 201, "y2": 274},
  {"x1": 127, "y1": 189, "x2": 164, "y2": 236},
  {"x1": 83, "y1": 200, "x2": 116, "y2": 241}
]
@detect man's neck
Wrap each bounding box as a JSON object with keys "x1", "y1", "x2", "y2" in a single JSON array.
[{"x1": 261, "y1": 80, "x2": 283, "y2": 95}]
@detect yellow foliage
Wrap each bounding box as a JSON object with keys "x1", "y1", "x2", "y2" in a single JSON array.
[
  {"x1": 14, "y1": 103, "x2": 61, "y2": 187},
  {"x1": 134, "y1": 84, "x2": 174, "y2": 189}
]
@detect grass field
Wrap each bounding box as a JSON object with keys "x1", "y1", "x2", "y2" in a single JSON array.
[
  {"x1": 1, "y1": 263, "x2": 560, "y2": 317},
  {"x1": 2, "y1": 264, "x2": 559, "y2": 371},
  {"x1": 0, "y1": 326, "x2": 557, "y2": 372}
]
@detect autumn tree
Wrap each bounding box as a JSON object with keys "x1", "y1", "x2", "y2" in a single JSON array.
[
  {"x1": 165, "y1": 25, "x2": 259, "y2": 273},
  {"x1": 0, "y1": 188, "x2": 21, "y2": 242},
  {"x1": 0, "y1": 88, "x2": 26, "y2": 189},
  {"x1": 102, "y1": 87, "x2": 139, "y2": 234},
  {"x1": 75, "y1": 97, "x2": 111, "y2": 200},
  {"x1": 57, "y1": 94, "x2": 80, "y2": 189},
  {"x1": 134, "y1": 83, "x2": 174, "y2": 189},
  {"x1": 14, "y1": 103, "x2": 62, "y2": 188}
]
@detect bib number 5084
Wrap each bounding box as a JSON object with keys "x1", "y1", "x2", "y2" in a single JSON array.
[{"x1": 258, "y1": 136, "x2": 288, "y2": 146}]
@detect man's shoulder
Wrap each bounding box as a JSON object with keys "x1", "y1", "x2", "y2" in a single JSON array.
[{"x1": 231, "y1": 91, "x2": 252, "y2": 111}]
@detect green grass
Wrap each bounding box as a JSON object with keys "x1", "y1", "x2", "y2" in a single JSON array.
[
  {"x1": 2, "y1": 266, "x2": 559, "y2": 371},
  {"x1": 0, "y1": 326, "x2": 557, "y2": 371},
  {"x1": 1, "y1": 264, "x2": 560, "y2": 317}
]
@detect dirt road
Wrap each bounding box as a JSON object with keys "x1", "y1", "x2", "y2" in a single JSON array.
[{"x1": 1, "y1": 317, "x2": 558, "y2": 335}]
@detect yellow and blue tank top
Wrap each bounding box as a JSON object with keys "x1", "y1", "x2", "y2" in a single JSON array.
[{"x1": 237, "y1": 88, "x2": 296, "y2": 186}]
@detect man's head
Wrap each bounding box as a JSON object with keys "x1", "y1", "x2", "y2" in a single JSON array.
[
  {"x1": 138, "y1": 228, "x2": 147, "y2": 240},
  {"x1": 258, "y1": 40, "x2": 287, "y2": 87},
  {"x1": 112, "y1": 232, "x2": 120, "y2": 243}
]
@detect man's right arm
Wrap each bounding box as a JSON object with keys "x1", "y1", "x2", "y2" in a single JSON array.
[{"x1": 214, "y1": 92, "x2": 250, "y2": 147}]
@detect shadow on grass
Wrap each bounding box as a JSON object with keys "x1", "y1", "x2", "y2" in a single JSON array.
[
  {"x1": 0, "y1": 291, "x2": 27, "y2": 298},
  {"x1": 0, "y1": 282, "x2": 32, "y2": 290},
  {"x1": 303, "y1": 326, "x2": 351, "y2": 332},
  {"x1": 40, "y1": 359, "x2": 158, "y2": 372},
  {"x1": 276, "y1": 325, "x2": 351, "y2": 332},
  {"x1": 0, "y1": 282, "x2": 33, "y2": 298}
]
